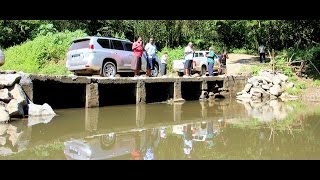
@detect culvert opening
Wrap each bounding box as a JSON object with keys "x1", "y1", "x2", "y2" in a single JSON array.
[
  {"x1": 99, "y1": 84, "x2": 136, "y2": 106},
  {"x1": 181, "y1": 82, "x2": 202, "y2": 100},
  {"x1": 207, "y1": 81, "x2": 224, "y2": 94},
  {"x1": 33, "y1": 80, "x2": 86, "y2": 109},
  {"x1": 145, "y1": 82, "x2": 173, "y2": 103}
]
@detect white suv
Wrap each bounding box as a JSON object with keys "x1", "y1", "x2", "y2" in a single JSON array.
[
  {"x1": 66, "y1": 36, "x2": 160, "y2": 77},
  {"x1": 0, "y1": 48, "x2": 5, "y2": 66}
]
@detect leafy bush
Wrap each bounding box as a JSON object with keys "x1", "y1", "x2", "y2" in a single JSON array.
[
  {"x1": 278, "y1": 46, "x2": 320, "y2": 78},
  {"x1": 1, "y1": 30, "x2": 87, "y2": 75},
  {"x1": 157, "y1": 46, "x2": 184, "y2": 73},
  {"x1": 286, "y1": 81, "x2": 306, "y2": 95}
]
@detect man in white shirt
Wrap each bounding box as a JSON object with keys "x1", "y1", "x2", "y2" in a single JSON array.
[
  {"x1": 184, "y1": 42, "x2": 194, "y2": 77},
  {"x1": 144, "y1": 38, "x2": 157, "y2": 77}
]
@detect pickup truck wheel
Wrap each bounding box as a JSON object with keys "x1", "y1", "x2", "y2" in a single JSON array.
[
  {"x1": 178, "y1": 72, "x2": 184, "y2": 77},
  {"x1": 101, "y1": 61, "x2": 117, "y2": 77},
  {"x1": 201, "y1": 66, "x2": 207, "y2": 76}
]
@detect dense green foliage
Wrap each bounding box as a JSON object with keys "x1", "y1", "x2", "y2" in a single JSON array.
[
  {"x1": 1, "y1": 20, "x2": 320, "y2": 76},
  {"x1": 1, "y1": 30, "x2": 87, "y2": 74},
  {"x1": 2, "y1": 20, "x2": 320, "y2": 51}
]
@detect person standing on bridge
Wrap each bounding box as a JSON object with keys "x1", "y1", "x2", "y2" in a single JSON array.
[
  {"x1": 184, "y1": 42, "x2": 194, "y2": 77},
  {"x1": 206, "y1": 47, "x2": 216, "y2": 76},
  {"x1": 132, "y1": 36, "x2": 144, "y2": 77},
  {"x1": 144, "y1": 38, "x2": 157, "y2": 77},
  {"x1": 219, "y1": 49, "x2": 229, "y2": 75},
  {"x1": 161, "y1": 52, "x2": 168, "y2": 77}
]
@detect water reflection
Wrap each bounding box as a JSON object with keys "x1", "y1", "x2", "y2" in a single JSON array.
[
  {"x1": 236, "y1": 99, "x2": 295, "y2": 122},
  {"x1": 1, "y1": 99, "x2": 320, "y2": 159},
  {"x1": 0, "y1": 121, "x2": 31, "y2": 156},
  {"x1": 64, "y1": 120, "x2": 220, "y2": 160},
  {"x1": 28, "y1": 114, "x2": 56, "y2": 127}
]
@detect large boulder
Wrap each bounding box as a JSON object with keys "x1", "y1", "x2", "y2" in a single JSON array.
[
  {"x1": 0, "y1": 88, "x2": 11, "y2": 102},
  {"x1": 0, "y1": 74, "x2": 21, "y2": 87},
  {"x1": 17, "y1": 72, "x2": 32, "y2": 85},
  {"x1": 0, "y1": 107, "x2": 10, "y2": 122},
  {"x1": 269, "y1": 84, "x2": 282, "y2": 96},
  {"x1": 286, "y1": 82, "x2": 295, "y2": 88},
  {"x1": 262, "y1": 84, "x2": 270, "y2": 90},
  {"x1": 6, "y1": 99, "x2": 25, "y2": 118},
  {"x1": 243, "y1": 83, "x2": 253, "y2": 92},
  {"x1": 278, "y1": 74, "x2": 289, "y2": 82},
  {"x1": 199, "y1": 91, "x2": 208, "y2": 101},
  {"x1": 28, "y1": 103, "x2": 56, "y2": 116},
  {"x1": 272, "y1": 77, "x2": 282, "y2": 86},
  {"x1": 9, "y1": 84, "x2": 28, "y2": 107}
]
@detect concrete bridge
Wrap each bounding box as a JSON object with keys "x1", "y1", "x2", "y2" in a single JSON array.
[{"x1": 21, "y1": 75, "x2": 248, "y2": 109}]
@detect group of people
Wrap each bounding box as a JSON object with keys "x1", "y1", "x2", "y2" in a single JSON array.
[
  {"x1": 183, "y1": 42, "x2": 229, "y2": 77},
  {"x1": 132, "y1": 36, "x2": 231, "y2": 78},
  {"x1": 131, "y1": 36, "x2": 168, "y2": 77}
]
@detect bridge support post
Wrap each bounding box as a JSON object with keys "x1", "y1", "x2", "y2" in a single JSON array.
[
  {"x1": 173, "y1": 81, "x2": 185, "y2": 102},
  {"x1": 136, "y1": 81, "x2": 146, "y2": 104},
  {"x1": 86, "y1": 83, "x2": 99, "y2": 108}
]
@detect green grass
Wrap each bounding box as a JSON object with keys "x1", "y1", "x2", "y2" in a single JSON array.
[
  {"x1": 240, "y1": 64, "x2": 270, "y2": 76},
  {"x1": 312, "y1": 79, "x2": 320, "y2": 87},
  {"x1": 286, "y1": 87, "x2": 303, "y2": 95},
  {"x1": 1, "y1": 30, "x2": 87, "y2": 75}
]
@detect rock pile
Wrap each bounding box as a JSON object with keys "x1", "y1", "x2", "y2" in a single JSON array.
[
  {"x1": 0, "y1": 71, "x2": 55, "y2": 123},
  {"x1": 236, "y1": 70, "x2": 296, "y2": 100}
]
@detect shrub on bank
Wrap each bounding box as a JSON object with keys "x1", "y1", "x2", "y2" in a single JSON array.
[
  {"x1": 1, "y1": 30, "x2": 87, "y2": 75},
  {"x1": 157, "y1": 46, "x2": 184, "y2": 73}
]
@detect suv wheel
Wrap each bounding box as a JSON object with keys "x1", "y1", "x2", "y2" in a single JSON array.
[
  {"x1": 101, "y1": 62, "x2": 116, "y2": 77},
  {"x1": 100, "y1": 133, "x2": 116, "y2": 150},
  {"x1": 151, "y1": 63, "x2": 159, "y2": 77}
]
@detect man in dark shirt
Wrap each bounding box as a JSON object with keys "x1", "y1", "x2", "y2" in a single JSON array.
[{"x1": 258, "y1": 45, "x2": 266, "y2": 63}]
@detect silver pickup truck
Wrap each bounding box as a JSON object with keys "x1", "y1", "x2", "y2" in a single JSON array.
[{"x1": 172, "y1": 51, "x2": 219, "y2": 76}]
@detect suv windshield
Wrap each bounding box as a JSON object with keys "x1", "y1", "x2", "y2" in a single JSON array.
[{"x1": 70, "y1": 39, "x2": 90, "y2": 50}]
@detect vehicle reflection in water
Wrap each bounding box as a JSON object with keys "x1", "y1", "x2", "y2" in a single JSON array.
[
  {"x1": 62, "y1": 99, "x2": 306, "y2": 160},
  {"x1": 64, "y1": 128, "x2": 162, "y2": 160},
  {"x1": 64, "y1": 118, "x2": 221, "y2": 160}
]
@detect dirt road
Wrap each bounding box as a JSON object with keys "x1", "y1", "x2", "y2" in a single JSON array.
[{"x1": 226, "y1": 54, "x2": 262, "y2": 76}]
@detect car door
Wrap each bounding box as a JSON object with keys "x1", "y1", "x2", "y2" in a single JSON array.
[
  {"x1": 122, "y1": 41, "x2": 135, "y2": 70},
  {"x1": 110, "y1": 40, "x2": 128, "y2": 71}
]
